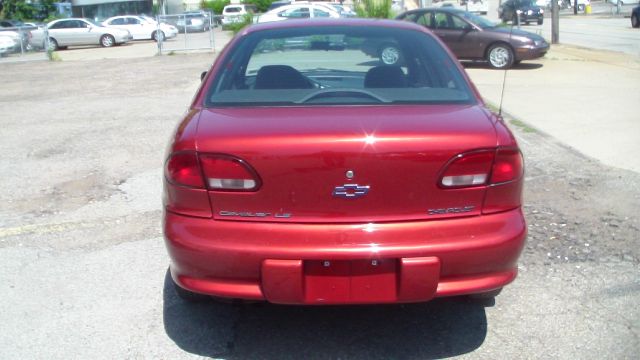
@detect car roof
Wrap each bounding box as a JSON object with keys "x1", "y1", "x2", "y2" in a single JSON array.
[{"x1": 243, "y1": 18, "x2": 428, "y2": 34}]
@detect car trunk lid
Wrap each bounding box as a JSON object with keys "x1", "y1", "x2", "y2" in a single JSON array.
[{"x1": 196, "y1": 104, "x2": 497, "y2": 223}]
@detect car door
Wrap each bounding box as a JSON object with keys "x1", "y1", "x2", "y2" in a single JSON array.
[
  {"x1": 126, "y1": 17, "x2": 148, "y2": 39},
  {"x1": 430, "y1": 12, "x2": 469, "y2": 57},
  {"x1": 48, "y1": 20, "x2": 74, "y2": 45},
  {"x1": 446, "y1": 14, "x2": 485, "y2": 59},
  {"x1": 74, "y1": 20, "x2": 100, "y2": 45}
]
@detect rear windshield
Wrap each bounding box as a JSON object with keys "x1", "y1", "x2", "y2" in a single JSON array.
[{"x1": 206, "y1": 25, "x2": 475, "y2": 107}]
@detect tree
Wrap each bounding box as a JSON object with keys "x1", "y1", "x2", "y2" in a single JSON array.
[{"x1": 0, "y1": 0, "x2": 56, "y2": 21}]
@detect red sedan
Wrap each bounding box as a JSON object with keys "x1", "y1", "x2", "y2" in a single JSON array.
[{"x1": 163, "y1": 18, "x2": 526, "y2": 305}]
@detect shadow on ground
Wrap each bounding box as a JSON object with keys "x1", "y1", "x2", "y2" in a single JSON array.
[
  {"x1": 462, "y1": 61, "x2": 544, "y2": 70},
  {"x1": 163, "y1": 271, "x2": 489, "y2": 359}
]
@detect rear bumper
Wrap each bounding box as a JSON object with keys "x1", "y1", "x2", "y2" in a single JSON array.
[{"x1": 164, "y1": 208, "x2": 526, "y2": 304}]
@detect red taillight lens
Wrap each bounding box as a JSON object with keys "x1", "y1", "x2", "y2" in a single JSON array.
[
  {"x1": 165, "y1": 152, "x2": 205, "y2": 188},
  {"x1": 200, "y1": 155, "x2": 260, "y2": 191},
  {"x1": 439, "y1": 148, "x2": 523, "y2": 188},
  {"x1": 490, "y1": 148, "x2": 523, "y2": 184},
  {"x1": 439, "y1": 150, "x2": 494, "y2": 188}
]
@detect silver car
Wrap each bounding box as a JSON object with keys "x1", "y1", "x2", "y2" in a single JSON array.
[{"x1": 30, "y1": 18, "x2": 132, "y2": 51}]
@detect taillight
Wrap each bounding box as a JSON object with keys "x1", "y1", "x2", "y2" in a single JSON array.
[
  {"x1": 165, "y1": 152, "x2": 205, "y2": 188},
  {"x1": 439, "y1": 150, "x2": 494, "y2": 188},
  {"x1": 163, "y1": 152, "x2": 260, "y2": 218},
  {"x1": 439, "y1": 148, "x2": 523, "y2": 188},
  {"x1": 490, "y1": 148, "x2": 523, "y2": 184},
  {"x1": 200, "y1": 155, "x2": 260, "y2": 191}
]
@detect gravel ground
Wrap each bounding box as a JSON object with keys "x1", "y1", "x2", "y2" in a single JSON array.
[{"x1": 0, "y1": 53, "x2": 638, "y2": 358}]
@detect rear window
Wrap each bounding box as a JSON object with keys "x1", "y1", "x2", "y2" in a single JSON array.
[{"x1": 206, "y1": 25, "x2": 475, "y2": 107}]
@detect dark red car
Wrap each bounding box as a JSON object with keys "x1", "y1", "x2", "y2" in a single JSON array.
[
  {"x1": 396, "y1": 8, "x2": 549, "y2": 69},
  {"x1": 163, "y1": 18, "x2": 526, "y2": 305}
]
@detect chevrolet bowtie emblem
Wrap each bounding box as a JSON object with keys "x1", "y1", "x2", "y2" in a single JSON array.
[{"x1": 332, "y1": 184, "x2": 370, "y2": 199}]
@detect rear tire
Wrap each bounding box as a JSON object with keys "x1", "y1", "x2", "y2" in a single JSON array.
[
  {"x1": 632, "y1": 14, "x2": 639, "y2": 28},
  {"x1": 47, "y1": 37, "x2": 58, "y2": 51},
  {"x1": 100, "y1": 34, "x2": 115, "y2": 47},
  {"x1": 537, "y1": 18, "x2": 543, "y2": 25},
  {"x1": 487, "y1": 43, "x2": 514, "y2": 69},
  {"x1": 152, "y1": 30, "x2": 165, "y2": 42},
  {"x1": 379, "y1": 44, "x2": 402, "y2": 65}
]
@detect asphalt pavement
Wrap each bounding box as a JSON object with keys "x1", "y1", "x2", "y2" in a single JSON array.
[{"x1": 0, "y1": 18, "x2": 639, "y2": 359}]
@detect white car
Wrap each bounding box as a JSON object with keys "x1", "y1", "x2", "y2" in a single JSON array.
[
  {"x1": 465, "y1": 0, "x2": 489, "y2": 14},
  {"x1": 29, "y1": 18, "x2": 132, "y2": 50},
  {"x1": 0, "y1": 34, "x2": 17, "y2": 56},
  {"x1": 607, "y1": 0, "x2": 634, "y2": 4},
  {"x1": 0, "y1": 31, "x2": 21, "y2": 53},
  {"x1": 257, "y1": 3, "x2": 341, "y2": 23},
  {"x1": 222, "y1": 4, "x2": 258, "y2": 28},
  {"x1": 102, "y1": 15, "x2": 177, "y2": 41}
]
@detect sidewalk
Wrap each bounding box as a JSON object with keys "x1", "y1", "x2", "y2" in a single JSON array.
[{"x1": 465, "y1": 45, "x2": 640, "y2": 173}]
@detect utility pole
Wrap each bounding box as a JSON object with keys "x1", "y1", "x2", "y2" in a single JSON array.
[
  {"x1": 574, "y1": 0, "x2": 578, "y2": 15},
  {"x1": 552, "y1": 0, "x2": 559, "y2": 44}
]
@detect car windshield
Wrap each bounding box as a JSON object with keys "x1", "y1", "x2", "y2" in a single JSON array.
[
  {"x1": 206, "y1": 26, "x2": 474, "y2": 107},
  {"x1": 459, "y1": 11, "x2": 496, "y2": 28},
  {"x1": 519, "y1": 0, "x2": 537, "y2": 6}
]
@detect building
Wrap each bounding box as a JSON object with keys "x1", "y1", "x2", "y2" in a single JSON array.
[{"x1": 70, "y1": 0, "x2": 153, "y2": 20}]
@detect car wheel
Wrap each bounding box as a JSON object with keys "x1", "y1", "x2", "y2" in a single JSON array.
[
  {"x1": 537, "y1": 18, "x2": 543, "y2": 25},
  {"x1": 47, "y1": 37, "x2": 58, "y2": 51},
  {"x1": 152, "y1": 30, "x2": 165, "y2": 42},
  {"x1": 173, "y1": 281, "x2": 211, "y2": 302},
  {"x1": 468, "y1": 288, "x2": 503, "y2": 301},
  {"x1": 100, "y1": 34, "x2": 115, "y2": 47},
  {"x1": 487, "y1": 43, "x2": 514, "y2": 69},
  {"x1": 632, "y1": 14, "x2": 639, "y2": 28},
  {"x1": 379, "y1": 44, "x2": 402, "y2": 65}
]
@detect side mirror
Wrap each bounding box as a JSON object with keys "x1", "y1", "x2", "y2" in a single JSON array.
[{"x1": 201, "y1": 71, "x2": 207, "y2": 81}]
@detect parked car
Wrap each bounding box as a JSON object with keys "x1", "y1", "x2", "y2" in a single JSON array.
[
  {"x1": 173, "y1": 11, "x2": 212, "y2": 32},
  {"x1": 222, "y1": 4, "x2": 258, "y2": 29},
  {"x1": 102, "y1": 15, "x2": 177, "y2": 41},
  {"x1": 268, "y1": 0, "x2": 295, "y2": 11},
  {"x1": 0, "y1": 34, "x2": 17, "y2": 56},
  {"x1": 499, "y1": 0, "x2": 544, "y2": 25},
  {"x1": 164, "y1": 19, "x2": 526, "y2": 304},
  {"x1": 29, "y1": 18, "x2": 132, "y2": 50},
  {"x1": 257, "y1": 3, "x2": 341, "y2": 22},
  {"x1": 397, "y1": 8, "x2": 549, "y2": 68},
  {"x1": 464, "y1": 0, "x2": 489, "y2": 14},
  {"x1": 606, "y1": 0, "x2": 636, "y2": 5},
  {"x1": 0, "y1": 19, "x2": 36, "y2": 51},
  {"x1": 325, "y1": 3, "x2": 357, "y2": 17},
  {"x1": 632, "y1": 3, "x2": 640, "y2": 28},
  {"x1": 0, "y1": 30, "x2": 24, "y2": 53}
]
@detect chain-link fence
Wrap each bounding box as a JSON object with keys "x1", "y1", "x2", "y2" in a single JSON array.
[
  {"x1": 156, "y1": 11, "x2": 216, "y2": 54},
  {"x1": 0, "y1": 25, "x2": 49, "y2": 63}
]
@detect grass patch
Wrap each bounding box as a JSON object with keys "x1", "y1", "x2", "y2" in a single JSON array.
[
  {"x1": 47, "y1": 50, "x2": 62, "y2": 61},
  {"x1": 510, "y1": 119, "x2": 537, "y2": 133},
  {"x1": 484, "y1": 101, "x2": 537, "y2": 133}
]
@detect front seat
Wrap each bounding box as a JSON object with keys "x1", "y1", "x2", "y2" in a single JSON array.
[
  {"x1": 254, "y1": 65, "x2": 314, "y2": 89},
  {"x1": 364, "y1": 65, "x2": 407, "y2": 88}
]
